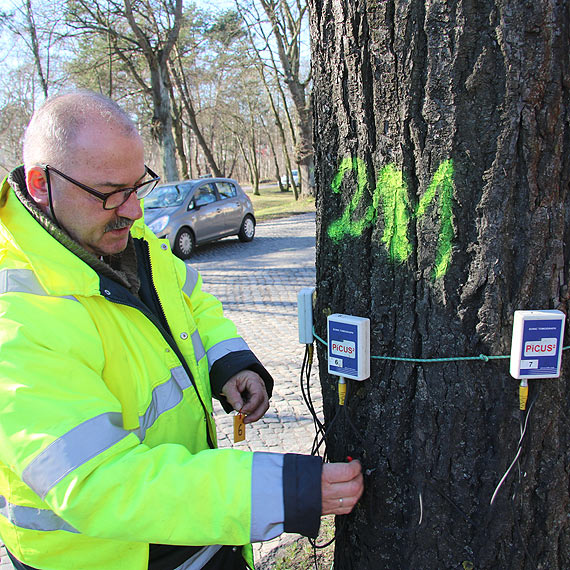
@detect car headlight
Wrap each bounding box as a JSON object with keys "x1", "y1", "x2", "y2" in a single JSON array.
[{"x1": 148, "y1": 215, "x2": 169, "y2": 234}]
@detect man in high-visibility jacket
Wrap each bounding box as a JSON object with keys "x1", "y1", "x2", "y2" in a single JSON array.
[{"x1": 0, "y1": 90, "x2": 363, "y2": 570}]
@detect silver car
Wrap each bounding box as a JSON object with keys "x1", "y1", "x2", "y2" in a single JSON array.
[{"x1": 144, "y1": 177, "x2": 255, "y2": 259}]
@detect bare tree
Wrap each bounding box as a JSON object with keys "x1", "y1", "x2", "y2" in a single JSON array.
[
  {"x1": 169, "y1": 45, "x2": 223, "y2": 178},
  {"x1": 238, "y1": 0, "x2": 313, "y2": 196},
  {"x1": 1, "y1": 0, "x2": 65, "y2": 99},
  {"x1": 238, "y1": 3, "x2": 297, "y2": 195},
  {"x1": 66, "y1": 0, "x2": 183, "y2": 181}
]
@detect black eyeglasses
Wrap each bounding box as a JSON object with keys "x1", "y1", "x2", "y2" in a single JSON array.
[{"x1": 43, "y1": 164, "x2": 160, "y2": 210}]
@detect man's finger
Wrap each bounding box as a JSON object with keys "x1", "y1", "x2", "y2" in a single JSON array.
[
  {"x1": 243, "y1": 397, "x2": 269, "y2": 423},
  {"x1": 321, "y1": 461, "x2": 364, "y2": 515},
  {"x1": 322, "y1": 460, "x2": 362, "y2": 484},
  {"x1": 221, "y1": 381, "x2": 244, "y2": 412},
  {"x1": 240, "y1": 382, "x2": 267, "y2": 411},
  {"x1": 240, "y1": 380, "x2": 269, "y2": 422}
]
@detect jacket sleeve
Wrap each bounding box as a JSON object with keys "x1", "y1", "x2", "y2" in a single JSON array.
[
  {"x1": 251, "y1": 453, "x2": 322, "y2": 541},
  {"x1": 180, "y1": 263, "x2": 274, "y2": 411}
]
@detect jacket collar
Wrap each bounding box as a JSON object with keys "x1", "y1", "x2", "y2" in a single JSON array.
[{"x1": 1, "y1": 166, "x2": 143, "y2": 296}]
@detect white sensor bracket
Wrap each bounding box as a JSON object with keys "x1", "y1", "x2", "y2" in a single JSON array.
[
  {"x1": 297, "y1": 287, "x2": 316, "y2": 344},
  {"x1": 327, "y1": 314, "x2": 370, "y2": 381},
  {"x1": 510, "y1": 309, "x2": 565, "y2": 379}
]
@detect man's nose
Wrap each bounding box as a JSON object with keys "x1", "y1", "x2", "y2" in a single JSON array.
[{"x1": 117, "y1": 190, "x2": 143, "y2": 220}]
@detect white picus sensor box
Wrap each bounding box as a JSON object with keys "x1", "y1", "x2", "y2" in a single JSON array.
[
  {"x1": 509, "y1": 310, "x2": 566, "y2": 379},
  {"x1": 327, "y1": 314, "x2": 370, "y2": 381},
  {"x1": 297, "y1": 287, "x2": 316, "y2": 344}
]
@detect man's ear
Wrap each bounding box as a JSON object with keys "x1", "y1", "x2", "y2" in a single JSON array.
[{"x1": 26, "y1": 167, "x2": 49, "y2": 207}]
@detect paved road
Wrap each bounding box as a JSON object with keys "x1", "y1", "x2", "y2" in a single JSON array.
[{"x1": 0, "y1": 212, "x2": 321, "y2": 568}]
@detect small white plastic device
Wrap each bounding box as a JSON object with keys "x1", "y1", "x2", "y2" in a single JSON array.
[
  {"x1": 510, "y1": 310, "x2": 565, "y2": 379},
  {"x1": 327, "y1": 314, "x2": 370, "y2": 381},
  {"x1": 297, "y1": 287, "x2": 316, "y2": 344}
]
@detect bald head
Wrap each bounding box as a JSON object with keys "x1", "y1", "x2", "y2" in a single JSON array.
[{"x1": 23, "y1": 90, "x2": 139, "y2": 172}]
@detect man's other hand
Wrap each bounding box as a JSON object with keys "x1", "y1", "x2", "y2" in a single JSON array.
[
  {"x1": 221, "y1": 370, "x2": 269, "y2": 424},
  {"x1": 321, "y1": 460, "x2": 364, "y2": 515}
]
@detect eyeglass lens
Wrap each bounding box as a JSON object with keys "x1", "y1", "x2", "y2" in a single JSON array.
[{"x1": 103, "y1": 179, "x2": 158, "y2": 210}]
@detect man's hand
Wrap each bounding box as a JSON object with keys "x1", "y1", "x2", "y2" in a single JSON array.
[
  {"x1": 221, "y1": 370, "x2": 269, "y2": 424},
  {"x1": 321, "y1": 461, "x2": 364, "y2": 515}
]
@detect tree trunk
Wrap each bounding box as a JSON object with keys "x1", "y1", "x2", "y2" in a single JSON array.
[
  {"x1": 259, "y1": 0, "x2": 315, "y2": 196},
  {"x1": 150, "y1": 65, "x2": 178, "y2": 181},
  {"x1": 172, "y1": 99, "x2": 189, "y2": 180},
  {"x1": 169, "y1": 59, "x2": 223, "y2": 178},
  {"x1": 309, "y1": 1, "x2": 570, "y2": 569},
  {"x1": 122, "y1": 0, "x2": 182, "y2": 182},
  {"x1": 25, "y1": 0, "x2": 49, "y2": 99}
]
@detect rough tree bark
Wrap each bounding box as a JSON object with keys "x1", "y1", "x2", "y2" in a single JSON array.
[{"x1": 309, "y1": 1, "x2": 570, "y2": 569}]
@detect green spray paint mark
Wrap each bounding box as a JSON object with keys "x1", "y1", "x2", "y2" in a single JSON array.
[
  {"x1": 328, "y1": 157, "x2": 373, "y2": 241},
  {"x1": 415, "y1": 159, "x2": 454, "y2": 279},
  {"x1": 327, "y1": 158, "x2": 455, "y2": 279},
  {"x1": 376, "y1": 164, "x2": 412, "y2": 262}
]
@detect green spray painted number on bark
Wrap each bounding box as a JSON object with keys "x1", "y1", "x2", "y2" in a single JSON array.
[{"x1": 328, "y1": 159, "x2": 454, "y2": 279}]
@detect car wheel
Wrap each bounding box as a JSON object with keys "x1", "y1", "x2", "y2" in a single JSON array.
[
  {"x1": 238, "y1": 215, "x2": 255, "y2": 242},
  {"x1": 173, "y1": 228, "x2": 195, "y2": 259}
]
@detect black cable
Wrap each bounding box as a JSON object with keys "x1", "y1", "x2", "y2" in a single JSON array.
[
  {"x1": 300, "y1": 345, "x2": 326, "y2": 436},
  {"x1": 340, "y1": 380, "x2": 365, "y2": 444},
  {"x1": 299, "y1": 344, "x2": 334, "y2": 459},
  {"x1": 311, "y1": 406, "x2": 341, "y2": 459}
]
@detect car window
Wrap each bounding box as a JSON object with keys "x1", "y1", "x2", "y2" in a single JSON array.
[
  {"x1": 145, "y1": 183, "x2": 190, "y2": 208},
  {"x1": 194, "y1": 184, "x2": 218, "y2": 207},
  {"x1": 216, "y1": 181, "x2": 237, "y2": 199}
]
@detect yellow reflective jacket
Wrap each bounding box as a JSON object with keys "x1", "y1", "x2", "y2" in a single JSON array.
[{"x1": 0, "y1": 171, "x2": 322, "y2": 570}]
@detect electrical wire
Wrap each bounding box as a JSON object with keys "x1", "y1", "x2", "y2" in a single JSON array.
[
  {"x1": 300, "y1": 345, "x2": 326, "y2": 440},
  {"x1": 299, "y1": 343, "x2": 348, "y2": 565},
  {"x1": 490, "y1": 381, "x2": 541, "y2": 506}
]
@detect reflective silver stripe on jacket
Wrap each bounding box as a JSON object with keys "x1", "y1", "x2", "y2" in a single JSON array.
[
  {"x1": 191, "y1": 330, "x2": 206, "y2": 363},
  {"x1": 250, "y1": 452, "x2": 284, "y2": 542},
  {"x1": 180, "y1": 266, "x2": 206, "y2": 364},
  {"x1": 135, "y1": 366, "x2": 193, "y2": 440},
  {"x1": 206, "y1": 338, "x2": 250, "y2": 371},
  {"x1": 0, "y1": 495, "x2": 79, "y2": 533},
  {"x1": 22, "y1": 412, "x2": 130, "y2": 499},
  {"x1": 174, "y1": 545, "x2": 223, "y2": 570},
  {"x1": 21, "y1": 367, "x2": 196, "y2": 498},
  {"x1": 0, "y1": 267, "x2": 77, "y2": 301},
  {"x1": 182, "y1": 265, "x2": 199, "y2": 298}
]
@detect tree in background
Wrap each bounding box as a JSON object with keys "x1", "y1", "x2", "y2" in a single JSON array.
[
  {"x1": 66, "y1": 0, "x2": 183, "y2": 181},
  {"x1": 0, "y1": 0, "x2": 306, "y2": 190},
  {"x1": 239, "y1": 0, "x2": 313, "y2": 196},
  {"x1": 11, "y1": 0, "x2": 52, "y2": 98},
  {"x1": 0, "y1": 0, "x2": 66, "y2": 170},
  {"x1": 239, "y1": 0, "x2": 299, "y2": 196},
  {"x1": 310, "y1": 1, "x2": 569, "y2": 568}
]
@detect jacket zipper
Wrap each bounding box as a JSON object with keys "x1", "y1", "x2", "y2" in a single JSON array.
[{"x1": 100, "y1": 266, "x2": 215, "y2": 450}]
